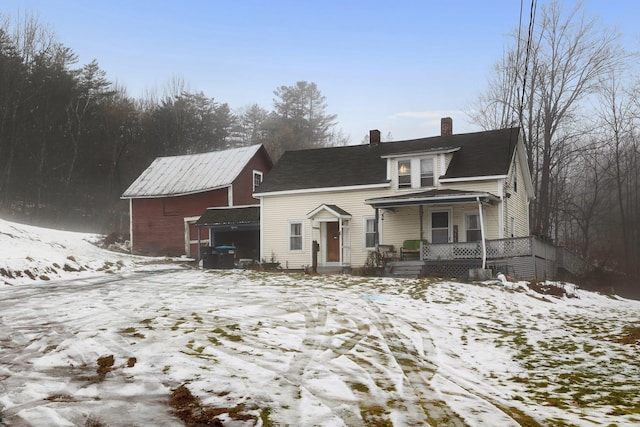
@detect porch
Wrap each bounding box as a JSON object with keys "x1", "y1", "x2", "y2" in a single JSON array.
[{"x1": 384, "y1": 236, "x2": 585, "y2": 280}]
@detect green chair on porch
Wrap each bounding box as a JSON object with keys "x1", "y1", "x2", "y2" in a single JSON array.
[{"x1": 400, "y1": 240, "x2": 425, "y2": 260}]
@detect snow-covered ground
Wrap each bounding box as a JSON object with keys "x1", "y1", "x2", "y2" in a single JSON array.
[{"x1": 1, "y1": 218, "x2": 639, "y2": 426}]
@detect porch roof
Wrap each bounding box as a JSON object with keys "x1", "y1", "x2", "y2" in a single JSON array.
[
  {"x1": 307, "y1": 204, "x2": 352, "y2": 219},
  {"x1": 195, "y1": 206, "x2": 260, "y2": 231},
  {"x1": 365, "y1": 189, "x2": 499, "y2": 209}
]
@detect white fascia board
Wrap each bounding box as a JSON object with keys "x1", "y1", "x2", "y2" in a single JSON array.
[
  {"x1": 128, "y1": 199, "x2": 133, "y2": 251},
  {"x1": 516, "y1": 134, "x2": 536, "y2": 199},
  {"x1": 366, "y1": 192, "x2": 498, "y2": 205},
  {"x1": 307, "y1": 204, "x2": 352, "y2": 219},
  {"x1": 439, "y1": 175, "x2": 507, "y2": 183},
  {"x1": 380, "y1": 147, "x2": 460, "y2": 159},
  {"x1": 386, "y1": 158, "x2": 391, "y2": 181},
  {"x1": 254, "y1": 182, "x2": 390, "y2": 197}
]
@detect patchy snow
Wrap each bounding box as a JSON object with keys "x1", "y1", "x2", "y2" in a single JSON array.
[{"x1": 1, "y1": 218, "x2": 640, "y2": 426}]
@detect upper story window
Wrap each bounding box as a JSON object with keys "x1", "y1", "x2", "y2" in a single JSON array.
[
  {"x1": 513, "y1": 161, "x2": 518, "y2": 193},
  {"x1": 398, "y1": 160, "x2": 411, "y2": 188},
  {"x1": 253, "y1": 170, "x2": 263, "y2": 191},
  {"x1": 396, "y1": 157, "x2": 435, "y2": 189},
  {"x1": 420, "y1": 158, "x2": 434, "y2": 187}
]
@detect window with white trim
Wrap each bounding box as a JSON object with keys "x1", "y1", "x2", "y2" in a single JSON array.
[
  {"x1": 253, "y1": 170, "x2": 263, "y2": 191},
  {"x1": 398, "y1": 160, "x2": 411, "y2": 188},
  {"x1": 420, "y1": 158, "x2": 434, "y2": 187},
  {"x1": 397, "y1": 157, "x2": 435, "y2": 189},
  {"x1": 465, "y1": 213, "x2": 482, "y2": 242},
  {"x1": 513, "y1": 161, "x2": 518, "y2": 193},
  {"x1": 289, "y1": 221, "x2": 302, "y2": 251},
  {"x1": 364, "y1": 217, "x2": 376, "y2": 249}
]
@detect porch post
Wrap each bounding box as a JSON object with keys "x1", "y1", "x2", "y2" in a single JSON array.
[
  {"x1": 197, "y1": 226, "x2": 202, "y2": 261},
  {"x1": 477, "y1": 197, "x2": 487, "y2": 269},
  {"x1": 419, "y1": 205, "x2": 424, "y2": 241},
  {"x1": 374, "y1": 208, "x2": 380, "y2": 249}
]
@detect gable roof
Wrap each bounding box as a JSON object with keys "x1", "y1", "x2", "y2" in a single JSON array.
[
  {"x1": 254, "y1": 128, "x2": 521, "y2": 195},
  {"x1": 122, "y1": 145, "x2": 265, "y2": 198}
]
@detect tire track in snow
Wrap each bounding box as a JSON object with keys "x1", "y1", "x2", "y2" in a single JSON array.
[{"x1": 362, "y1": 299, "x2": 469, "y2": 426}]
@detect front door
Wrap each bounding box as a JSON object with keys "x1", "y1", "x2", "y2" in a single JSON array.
[
  {"x1": 326, "y1": 221, "x2": 340, "y2": 262},
  {"x1": 431, "y1": 211, "x2": 450, "y2": 243}
]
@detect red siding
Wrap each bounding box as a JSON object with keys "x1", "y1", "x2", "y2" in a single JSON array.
[
  {"x1": 232, "y1": 147, "x2": 272, "y2": 205},
  {"x1": 131, "y1": 189, "x2": 228, "y2": 256},
  {"x1": 130, "y1": 148, "x2": 272, "y2": 256}
]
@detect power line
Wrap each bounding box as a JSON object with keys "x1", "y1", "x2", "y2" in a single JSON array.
[{"x1": 519, "y1": 0, "x2": 537, "y2": 130}]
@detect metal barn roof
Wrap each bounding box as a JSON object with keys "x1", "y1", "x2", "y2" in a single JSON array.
[{"x1": 122, "y1": 145, "x2": 263, "y2": 198}]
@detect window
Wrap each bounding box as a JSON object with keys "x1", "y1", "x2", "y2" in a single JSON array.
[
  {"x1": 420, "y1": 158, "x2": 434, "y2": 187},
  {"x1": 431, "y1": 211, "x2": 449, "y2": 243},
  {"x1": 253, "y1": 171, "x2": 263, "y2": 191},
  {"x1": 289, "y1": 222, "x2": 302, "y2": 251},
  {"x1": 466, "y1": 213, "x2": 482, "y2": 242},
  {"x1": 397, "y1": 157, "x2": 435, "y2": 188},
  {"x1": 364, "y1": 217, "x2": 376, "y2": 249},
  {"x1": 398, "y1": 160, "x2": 411, "y2": 188}
]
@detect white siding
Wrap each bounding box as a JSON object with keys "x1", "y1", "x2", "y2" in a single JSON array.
[
  {"x1": 261, "y1": 150, "x2": 529, "y2": 270},
  {"x1": 261, "y1": 188, "x2": 390, "y2": 269},
  {"x1": 442, "y1": 180, "x2": 501, "y2": 195},
  {"x1": 504, "y1": 150, "x2": 530, "y2": 237}
]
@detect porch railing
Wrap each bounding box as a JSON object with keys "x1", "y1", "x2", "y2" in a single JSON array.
[
  {"x1": 417, "y1": 236, "x2": 587, "y2": 280},
  {"x1": 421, "y1": 237, "x2": 532, "y2": 261}
]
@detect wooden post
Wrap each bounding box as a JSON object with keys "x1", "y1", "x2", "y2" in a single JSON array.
[
  {"x1": 312, "y1": 240, "x2": 319, "y2": 273},
  {"x1": 477, "y1": 197, "x2": 487, "y2": 269}
]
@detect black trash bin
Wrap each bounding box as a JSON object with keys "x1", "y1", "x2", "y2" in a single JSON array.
[
  {"x1": 215, "y1": 245, "x2": 236, "y2": 269},
  {"x1": 201, "y1": 246, "x2": 218, "y2": 269}
]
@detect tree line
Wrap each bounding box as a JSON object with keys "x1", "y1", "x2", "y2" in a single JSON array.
[
  {"x1": 471, "y1": 1, "x2": 640, "y2": 276},
  {"x1": 3, "y1": 4, "x2": 638, "y2": 278},
  {"x1": 0, "y1": 13, "x2": 344, "y2": 233}
]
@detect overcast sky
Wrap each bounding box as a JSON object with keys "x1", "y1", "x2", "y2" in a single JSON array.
[{"x1": 2, "y1": 1, "x2": 639, "y2": 144}]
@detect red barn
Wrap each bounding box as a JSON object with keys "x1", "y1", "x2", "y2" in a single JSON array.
[{"x1": 122, "y1": 144, "x2": 272, "y2": 257}]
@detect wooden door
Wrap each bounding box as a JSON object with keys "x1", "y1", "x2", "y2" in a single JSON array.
[{"x1": 326, "y1": 221, "x2": 340, "y2": 262}]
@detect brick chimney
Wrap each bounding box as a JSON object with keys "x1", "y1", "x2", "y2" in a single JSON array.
[
  {"x1": 369, "y1": 129, "x2": 381, "y2": 145},
  {"x1": 441, "y1": 117, "x2": 453, "y2": 137}
]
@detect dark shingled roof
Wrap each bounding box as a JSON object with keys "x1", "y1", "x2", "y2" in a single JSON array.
[
  {"x1": 255, "y1": 127, "x2": 520, "y2": 194},
  {"x1": 196, "y1": 206, "x2": 260, "y2": 227}
]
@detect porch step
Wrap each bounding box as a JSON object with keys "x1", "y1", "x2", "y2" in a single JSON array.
[{"x1": 387, "y1": 261, "x2": 424, "y2": 278}]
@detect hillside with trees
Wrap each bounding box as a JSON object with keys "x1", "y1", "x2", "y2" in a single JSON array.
[{"x1": 0, "y1": 13, "x2": 345, "y2": 234}]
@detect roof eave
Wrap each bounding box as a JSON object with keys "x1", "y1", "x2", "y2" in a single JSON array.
[
  {"x1": 366, "y1": 192, "x2": 498, "y2": 209},
  {"x1": 122, "y1": 184, "x2": 232, "y2": 199},
  {"x1": 380, "y1": 146, "x2": 460, "y2": 159},
  {"x1": 254, "y1": 182, "x2": 390, "y2": 198},
  {"x1": 439, "y1": 174, "x2": 507, "y2": 183}
]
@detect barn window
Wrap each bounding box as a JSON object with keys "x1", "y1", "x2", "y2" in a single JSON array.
[{"x1": 253, "y1": 170, "x2": 263, "y2": 191}]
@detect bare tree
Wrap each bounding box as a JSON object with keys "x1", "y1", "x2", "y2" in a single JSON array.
[
  {"x1": 595, "y1": 71, "x2": 639, "y2": 270},
  {"x1": 471, "y1": 1, "x2": 625, "y2": 238}
]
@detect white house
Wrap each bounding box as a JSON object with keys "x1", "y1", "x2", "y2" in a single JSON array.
[{"x1": 254, "y1": 119, "x2": 537, "y2": 277}]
